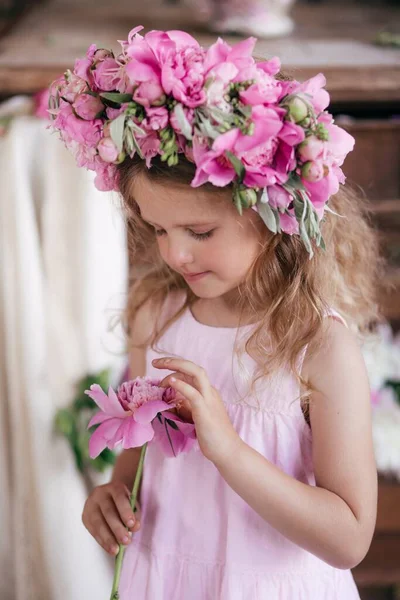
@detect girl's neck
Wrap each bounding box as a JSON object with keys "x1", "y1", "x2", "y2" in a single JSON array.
[{"x1": 191, "y1": 295, "x2": 258, "y2": 328}]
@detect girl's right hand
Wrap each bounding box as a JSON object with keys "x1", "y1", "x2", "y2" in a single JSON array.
[{"x1": 82, "y1": 481, "x2": 141, "y2": 556}]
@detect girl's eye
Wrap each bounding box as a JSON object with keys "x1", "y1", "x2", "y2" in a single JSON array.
[
  {"x1": 188, "y1": 229, "x2": 214, "y2": 241},
  {"x1": 154, "y1": 228, "x2": 214, "y2": 240}
]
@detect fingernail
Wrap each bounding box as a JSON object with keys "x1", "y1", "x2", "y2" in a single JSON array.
[
  {"x1": 122, "y1": 536, "x2": 129, "y2": 544},
  {"x1": 127, "y1": 519, "x2": 134, "y2": 528},
  {"x1": 111, "y1": 545, "x2": 119, "y2": 555},
  {"x1": 170, "y1": 377, "x2": 176, "y2": 382}
]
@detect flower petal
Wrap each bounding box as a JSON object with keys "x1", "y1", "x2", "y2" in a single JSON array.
[
  {"x1": 134, "y1": 400, "x2": 173, "y2": 424},
  {"x1": 88, "y1": 418, "x2": 124, "y2": 458},
  {"x1": 121, "y1": 420, "x2": 155, "y2": 449},
  {"x1": 163, "y1": 411, "x2": 196, "y2": 437},
  {"x1": 153, "y1": 413, "x2": 197, "y2": 457},
  {"x1": 85, "y1": 384, "x2": 126, "y2": 418},
  {"x1": 88, "y1": 411, "x2": 111, "y2": 428}
]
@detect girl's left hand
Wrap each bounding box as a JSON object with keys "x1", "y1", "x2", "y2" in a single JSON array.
[{"x1": 152, "y1": 357, "x2": 242, "y2": 465}]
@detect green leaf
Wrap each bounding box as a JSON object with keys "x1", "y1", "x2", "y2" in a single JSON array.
[
  {"x1": 233, "y1": 186, "x2": 243, "y2": 215},
  {"x1": 236, "y1": 104, "x2": 252, "y2": 119},
  {"x1": 225, "y1": 151, "x2": 245, "y2": 183},
  {"x1": 110, "y1": 113, "x2": 126, "y2": 153},
  {"x1": 257, "y1": 199, "x2": 278, "y2": 234},
  {"x1": 173, "y1": 104, "x2": 193, "y2": 140},
  {"x1": 100, "y1": 92, "x2": 133, "y2": 104},
  {"x1": 195, "y1": 110, "x2": 220, "y2": 140},
  {"x1": 124, "y1": 127, "x2": 144, "y2": 159},
  {"x1": 54, "y1": 408, "x2": 75, "y2": 437},
  {"x1": 126, "y1": 119, "x2": 146, "y2": 137}
]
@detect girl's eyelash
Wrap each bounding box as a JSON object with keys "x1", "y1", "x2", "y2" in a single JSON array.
[
  {"x1": 154, "y1": 229, "x2": 214, "y2": 241},
  {"x1": 189, "y1": 229, "x2": 214, "y2": 241}
]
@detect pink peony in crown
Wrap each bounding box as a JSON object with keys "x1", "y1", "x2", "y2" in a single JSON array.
[{"x1": 49, "y1": 25, "x2": 355, "y2": 255}]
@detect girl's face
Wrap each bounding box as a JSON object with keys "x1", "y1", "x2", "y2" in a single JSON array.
[{"x1": 132, "y1": 175, "x2": 266, "y2": 300}]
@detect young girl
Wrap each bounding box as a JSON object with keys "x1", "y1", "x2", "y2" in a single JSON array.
[{"x1": 53, "y1": 26, "x2": 379, "y2": 599}]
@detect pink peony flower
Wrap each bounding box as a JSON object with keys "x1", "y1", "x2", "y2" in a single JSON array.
[
  {"x1": 142, "y1": 106, "x2": 169, "y2": 131},
  {"x1": 192, "y1": 106, "x2": 283, "y2": 188},
  {"x1": 242, "y1": 139, "x2": 280, "y2": 188},
  {"x1": 301, "y1": 160, "x2": 327, "y2": 183},
  {"x1": 267, "y1": 185, "x2": 292, "y2": 210},
  {"x1": 303, "y1": 168, "x2": 340, "y2": 208},
  {"x1": 161, "y1": 45, "x2": 207, "y2": 108},
  {"x1": 280, "y1": 211, "x2": 299, "y2": 235},
  {"x1": 292, "y1": 73, "x2": 330, "y2": 114},
  {"x1": 70, "y1": 140, "x2": 97, "y2": 170},
  {"x1": 204, "y1": 36, "x2": 256, "y2": 79},
  {"x1": 323, "y1": 122, "x2": 355, "y2": 168},
  {"x1": 133, "y1": 80, "x2": 166, "y2": 107},
  {"x1": 54, "y1": 102, "x2": 103, "y2": 147},
  {"x1": 137, "y1": 130, "x2": 161, "y2": 167},
  {"x1": 93, "y1": 161, "x2": 118, "y2": 191},
  {"x1": 278, "y1": 121, "x2": 305, "y2": 147},
  {"x1": 97, "y1": 137, "x2": 119, "y2": 163},
  {"x1": 93, "y1": 57, "x2": 121, "y2": 91},
  {"x1": 74, "y1": 44, "x2": 98, "y2": 87},
  {"x1": 62, "y1": 74, "x2": 89, "y2": 103},
  {"x1": 73, "y1": 93, "x2": 104, "y2": 120},
  {"x1": 239, "y1": 70, "x2": 282, "y2": 106},
  {"x1": 298, "y1": 135, "x2": 324, "y2": 162},
  {"x1": 85, "y1": 377, "x2": 196, "y2": 459},
  {"x1": 106, "y1": 104, "x2": 129, "y2": 120}
]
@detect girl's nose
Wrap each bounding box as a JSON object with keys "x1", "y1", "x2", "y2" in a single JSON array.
[{"x1": 166, "y1": 237, "x2": 194, "y2": 270}]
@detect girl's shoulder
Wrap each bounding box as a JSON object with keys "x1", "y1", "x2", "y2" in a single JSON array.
[
  {"x1": 302, "y1": 309, "x2": 359, "y2": 385},
  {"x1": 131, "y1": 290, "x2": 186, "y2": 348}
]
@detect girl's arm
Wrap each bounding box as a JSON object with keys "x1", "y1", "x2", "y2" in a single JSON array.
[{"x1": 215, "y1": 319, "x2": 377, "y2": 570}]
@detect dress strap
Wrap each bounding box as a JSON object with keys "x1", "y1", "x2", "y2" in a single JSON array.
[{"x1": 324, "y1": 308, "x2": 348, "y2": 328}]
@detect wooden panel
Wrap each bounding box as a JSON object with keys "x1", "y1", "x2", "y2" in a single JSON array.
[
  {"x1": 375, "y1": 480, "x2": 400, "y2": 534},
  {"x1": 0, "y1": 0, "x2": 399, "y2": 101},
  {"x1": 353, "y1": 536, "x2": 400, "y2": 585},
  {"x1": 339, "y1": 121, "x2": 400, "y2": 202},
  {"x1": 353, "y1": 480, "x2": 400, "y2": 586}
]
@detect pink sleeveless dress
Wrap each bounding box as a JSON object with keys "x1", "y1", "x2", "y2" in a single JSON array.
[{"x1": 119, "y1": 302, "x2": 360, "y2": 599}]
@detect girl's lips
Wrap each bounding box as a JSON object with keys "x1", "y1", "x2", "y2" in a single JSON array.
[{"x1": 183, "y1": 271, "x2": 210, "y2": 282}]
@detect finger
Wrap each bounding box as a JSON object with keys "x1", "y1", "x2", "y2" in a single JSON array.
[
  {"x1": 99, "y1": 498, "x2": 134, "y2": 547},
  {"x1": 110, "y1": 485, "x2": 138, "y2": 530},
  {"x1": 159, "y1": 371, "x2": 187, "y2": 389},
  {"x1": 168, "y1": 376, "x2": 203, "y2": 410},
  {"x1": 89, "y1": 511, "x2": 121, "y2": 556},
  {"x1": 153, "y1": 358, "x2": 209, "y2": 396}
]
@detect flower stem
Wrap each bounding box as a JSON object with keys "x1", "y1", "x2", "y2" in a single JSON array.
[{"x1": 109, "y1": 442, "x2": 148, "y2": 600}]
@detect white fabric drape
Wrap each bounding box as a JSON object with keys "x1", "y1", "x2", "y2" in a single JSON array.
[{"x1": 0, "y1": 114, "x2": 128, "y2": 600}]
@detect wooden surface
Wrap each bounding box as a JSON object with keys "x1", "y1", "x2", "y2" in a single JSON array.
[
  {"x1": 353, "y1": 480, "x2": 400, "y2": 587},
  {"x1": 0, "y1": 0, "x2": 399, "y2": 100}
]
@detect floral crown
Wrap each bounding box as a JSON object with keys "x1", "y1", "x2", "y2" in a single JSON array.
[{"x1": 49, "y1": 25, "x2": 355, "y2": 256}]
